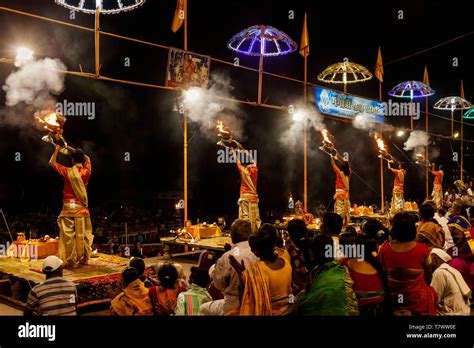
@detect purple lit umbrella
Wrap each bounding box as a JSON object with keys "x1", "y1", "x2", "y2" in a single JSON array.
[
  {"x1": 388, "y1": 80, "x2": 435, "y2": 129},
  {"x1": 228, "y1": 25, "x2": 297, "y2": 104}
]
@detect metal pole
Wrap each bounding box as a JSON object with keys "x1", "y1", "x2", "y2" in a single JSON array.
[
  {"x1": 425, "y1": 96, "x2": 429, "y2": 199},
  {"x1": 0, "y1": 209, "x2": 14, "y2": 242},
  {"x1": 258, "y1": 54, "x2": 264, "y2": 104},
  {"x1": 379, "y1": 81, "x2": 384, "y2": 212},
  {"x1": 461, "y1": 109, "x2": 464, "y2": 182},
  {"x1": 303, "y1": 54, "x2": 308, "y2": 210},
  {"x1": 94, "y1": 7, "x2": 100, "y2": 77},
  {"x1": 451, "y1": 109, "x2": 454, "y2": 137},
  {"x1": 183, "y1": 0, "x2": 188, "y2": 223},
  {"x1": 125, "y1": 222, "x2": 128, "y2": 247}
]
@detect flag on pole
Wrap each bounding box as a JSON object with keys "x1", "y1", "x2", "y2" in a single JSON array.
[
  {"x1": 299, "y1": 13, "x2": 310, "y2": 57},
  {"x1": 423, "y1": 65, "x2": 430, "y2": 86},
  {"x1": 171, "y1": 0, "x2": 184, "y2": 33},
  {"x1": 460, "y1": 80, "x2": 465, "y2": 98},
  {"x1": 374, "y1": 47, "x2": 384, "y2": 82}
]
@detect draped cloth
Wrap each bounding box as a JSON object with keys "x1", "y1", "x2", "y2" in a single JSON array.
[
  {"x1": 432, "y1": 184, "x2": 443, "y2": 209},
  {"x1": 111, "y1": 279, "x2": 153, "y2": 316},
  {"x1": 390, "y1": 168, "x2": 405, "y2": 216},
  {"x1": 239, "y1": 262, "x2": 273, "y2": 316},
  {"x1": 388, "y1": 272, "x2": 437, "y2": 316},
  {"x1": 332, "y1": 163, "x2": 351, "y2": 225},
  {"x1": 149, "y1": 286, "x2": 179, "y2": 316},
  {"x1": 57, "y1": 165, "x2": 93, "y2": 267},
  {"x1": 237, "y1": 164, "x2": 261, "y2": 232},
  {"x1": 68, "y1": 166, "x2": 88, "y2": 207},
  {"x1": 416, "y1": 221, "x2": 445, "y2": 249},
  {"x1": 297, "y1": 261, "x2": 359, "y2": 316},
  {"x1": 238, "y1": 258, "x2": 291, "y2": 316}
]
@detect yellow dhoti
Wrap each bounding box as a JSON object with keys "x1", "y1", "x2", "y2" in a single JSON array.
[
  {"x1": 390, "y1": 190, "x2": 405, "y2": 216},
  {"x1": 58, "y1": 212, "x2": 93, "y2": 267},
  {"x1": 58, "y1": 166, "x2": 93, "y2": 267},
  {"x1": 334, "y1": 189, "x2": 351, "y2": 225},
  {"x1": 432, "y1": 184, "x2": 443, "y2": 209},
  {"x1": 238, "y1": 194, "x2": 261, "y2": 233}
]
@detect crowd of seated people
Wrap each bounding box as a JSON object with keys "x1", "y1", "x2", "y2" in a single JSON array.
[
  {"x1": 105, "y1": 199, "x2": 473, "y2": 316},
  {"x1": 23, "y1": 197, "x2": 474, "y2": 316}
]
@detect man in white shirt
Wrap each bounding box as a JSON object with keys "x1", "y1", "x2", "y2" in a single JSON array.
[
  {"x1": 429, "y1": 248, "x2": 471, "y2": 316},
  {"x1": 199, "y1": 219, "x2": 258, "y2": 315},
  {"x1": 434, "y1": 208, "x2": 454, "y2": 251}
]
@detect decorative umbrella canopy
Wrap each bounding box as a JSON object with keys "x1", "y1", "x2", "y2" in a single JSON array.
[
  {"x1": 464, "y1": 108, "x2": 474, "y2": 119},
  {"x1": 434, "y1": 96, "x2": 472, "y2": 111},
  {"x1": 317, "y1": 61, "x2": 372, "y2": 85},
  {"x1": 55, "y1": 0, "x2": 146, "y2": 14},
  {"x1": 227, "y1": 25, "x2": 297, "y2": 57},
  {"x1": 388, "y1": 81, "x2": 434, "y2": 99}
]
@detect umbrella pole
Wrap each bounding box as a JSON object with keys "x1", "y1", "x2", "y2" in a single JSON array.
[
  {"x1": 451, "y1": 109, "x2": 454, "y2": 137},
  {"x1": 343, "y1": 83, "x2": 347, "y2": 93},
  {"x1": 461, "y1": 109, "x2": 464, "y2": 181},
  {"x1": 303, "y1": 54, "x2": 308, "y2": 210},
  {"x1": 258, "y1": 54, "x2": 264, "y2": 104},
  {"x1": 378, "y1": 80, "x2": 384, "y2": 213},
  {"x1": 95, "y1": 7, "x2": 100, "y2": 77},
  {"x1": 410, "y1": 99, "x2": 413, "y2": 130},
  {"x1": 183, "y1": 0, "x2": 188, "y2": 223},
  {"x1": 425, "y1": 96, "x2": 429, "y2": 199}
]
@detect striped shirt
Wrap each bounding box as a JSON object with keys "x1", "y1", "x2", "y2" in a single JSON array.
[
  {"x1": 175, "y1": 284, "x2": 211, "y2": 316},
  {"x1": 26, "y1": 277, "x2": 78, "y2": 316}
]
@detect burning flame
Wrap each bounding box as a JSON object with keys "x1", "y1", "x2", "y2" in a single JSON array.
[
  {"x1": 93, "y1": 249, "x2": 98, "y2": 255},
  {"x1": 375, "y1": 134, "x2": 386, "y2": 152},
  {"x1": 36, "y1": 112, "x2": 60, "y2": 130},
  {"x1": 216, "y1": 120, "x2": 229, "y2": 134},
  {"x1": 321, "y1": 129, "x2": 332, "y2": 144},
  {"x1": 43, "y1": 113, "x2": 59, "y2": 127}
]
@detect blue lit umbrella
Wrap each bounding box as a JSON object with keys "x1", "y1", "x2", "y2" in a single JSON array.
[
  {"x1": 228, "y1": 25, "x2": 297, "y2": 104},
  {"x1": 388, "y1": 80, "x2": 435, "y2": 129}
]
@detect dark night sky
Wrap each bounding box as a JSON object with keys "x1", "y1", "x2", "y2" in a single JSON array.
[{"x1": 0, "y1": 0, "x2": 472, "y2": 220}]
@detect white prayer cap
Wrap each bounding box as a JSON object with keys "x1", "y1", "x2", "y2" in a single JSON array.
[{"x1": 430, "y1": 248, "x2": 452, "y2": 262}]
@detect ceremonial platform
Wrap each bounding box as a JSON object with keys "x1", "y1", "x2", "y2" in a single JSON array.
[
  {"x1": 0, "y1": 253, "x2": 163, "y2": 313},
  {"x1": 0, "y1": 234, "x2": 232, "y2": 313}
]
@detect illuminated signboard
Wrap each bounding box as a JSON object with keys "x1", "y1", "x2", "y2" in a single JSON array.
[{"x1": 315, "y1": 87, "x2": 385, "y2": 123}]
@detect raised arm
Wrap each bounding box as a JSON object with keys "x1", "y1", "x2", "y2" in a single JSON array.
[
  {"x1": 330, "y1": 155, "x2": 339, "y2": 173},
  {"x1": 49, "y1": 145, "x2": 60, "y2": 169}
]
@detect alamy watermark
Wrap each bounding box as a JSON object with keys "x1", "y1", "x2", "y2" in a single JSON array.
[
  {"x1": 0, "y1": 242, "x2": 38, "y2": 260},
  {"x1": 383, "y1": 99, "x2": 421, "y2": 119},
  {"x1": 217, "y1": 147, "x2": 257, "y2": 164},
  {"x1": 56, "y1": 99, "x2": 96, "y2": 120},
  {"x1": 325, "y1": 243, "x2": 365, "y2": 261}
]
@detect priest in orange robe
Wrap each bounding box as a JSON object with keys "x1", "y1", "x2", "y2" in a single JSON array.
[{"x1": 49, "y1": 145, "x2": 93, "y2": 268}]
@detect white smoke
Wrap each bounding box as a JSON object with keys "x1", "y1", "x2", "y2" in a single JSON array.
[
  {"x1": 403, "y1": 130, "x2": 429, "y2": 151},
  {"x1": 280, "y1": 104, "x2": 324, "y2": 148},
  {"x1": 352, "y1": 112, "x2": 395, "y2": 133},
  {"x1": 181, "y1": 73, "x2": 244, "y2": 140},
  {"x1": 2, "y1": 57, "x2": 67, "y2": 110},
  {"x1": 352, "y1": 113, "x2": 377, "y2": 130}
]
